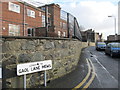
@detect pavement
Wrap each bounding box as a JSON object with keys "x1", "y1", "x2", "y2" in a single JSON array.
[{"x1": 47, "y1": 48, "x2": 88, "y2": 88}]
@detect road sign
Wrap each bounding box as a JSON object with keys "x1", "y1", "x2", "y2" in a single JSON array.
[{"x1": 17, "y1": 60, "x2": 52, "y2": 76}]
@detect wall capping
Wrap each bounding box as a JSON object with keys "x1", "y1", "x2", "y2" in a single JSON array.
[{"x1": 0, "y1": 36, "x2": 78, "y2": 41}]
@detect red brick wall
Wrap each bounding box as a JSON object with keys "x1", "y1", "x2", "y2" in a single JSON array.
[
  {"x1": 60, "y1": 19, "x2": 67, "y2": 37},
  {"x1": 0, "y1": 1, "x2": 2, "y2": 35},
  {"x1": 1, "y1": 1, "x2": 44, "y2": 36},
  {"x1": 2, "y1": 2, "x2": 23, "y2": 36},
  {"x1": 24, "y1": 5, "x2": 43, "y2": 35}
]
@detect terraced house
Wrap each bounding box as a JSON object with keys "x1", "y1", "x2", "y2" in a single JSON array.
[
  {"x1": 0, "y1": 0, "x2": 81, "y2": 39},
  {"x1": 0, "y1": 0, "x2": 47, "y2": 36}
]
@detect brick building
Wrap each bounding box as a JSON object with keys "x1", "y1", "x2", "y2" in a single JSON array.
[
  {"x1": 95, "y1": 33, "x2": 103, "y2": 42},
  {"x1": 107, "y1": 35, "x2": 120, "y2": 41},
  {"x1": 1, "y1": 1, "x2": 81, "y2": 39},
  {"x1": 38, "y1": 4, "x2": 68, "y2": 37},
  {"x1": 0, "y1": 0, "x2": 46, "y2": 36},
  {"x1": 81, "y1": 29, "x2": 103, "y2": 42},
  {"x1": 81, "y1": 29, "x2": 95, "y2": 42}
]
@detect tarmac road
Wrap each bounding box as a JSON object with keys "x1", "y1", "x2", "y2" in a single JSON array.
[{"x1": 46, "y1": 46, "x2": 119, "y2": 89}]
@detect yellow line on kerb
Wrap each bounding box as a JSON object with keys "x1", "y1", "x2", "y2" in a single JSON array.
[
  {"x1": 82, "y1": 59, "x2": 96, "y2": 89},
  {"x1": 72, "y1": 58, "x2": 96, "y2": 90},
  {"x1": 72, "y1": 59, "x2": 91, "y2": 90}
]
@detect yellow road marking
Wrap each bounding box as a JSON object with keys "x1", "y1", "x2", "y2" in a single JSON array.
[
  {"x1": 73, "y1": 58, "x2": 96, "y2": 90},
  {"x1": 73, "y1": 59, "x2": 91, "y2": 90},
  {"x1": 82, "y1": 59, "x2": 96, "y2": 89}
]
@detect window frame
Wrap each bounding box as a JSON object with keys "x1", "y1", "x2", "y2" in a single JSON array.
[
  {"x1": 27, "y1": 9, "x2": 35, "y2": 18},
  {"x1": 9, "y1": 24, "x2": 20, "y2": 36},
  {"x1": 9, "y1": 2, "x2": 20, "y2": 13}
]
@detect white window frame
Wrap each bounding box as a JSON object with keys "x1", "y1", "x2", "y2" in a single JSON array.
[
  {"x1": 60, "y1": 22, "x2": 62, "y2": 28},
  {"x1": 63, "y1": 23, "x2": 66, "y2": 29},
  {"x1": 27, "y1": 9, "x2": 35, "y2": 18},
  {"x1": 9, "y1": 2, "x2": 20, "y2": 13},
  {"x1": 42, "y1": 15, "x2": 45, "y2": 27},
  {"x1": 58, "y1": 31, "x2": 61, "y2": 37},
  {"x1": 63, "y1": 32, "x2": 66, "y2": 37},
  {"x1": 39, "y1": 12, "x2": 41, "y2": 17},
  {"x1": 9, "y1": 24, "x2": 20, "y2": 36}
]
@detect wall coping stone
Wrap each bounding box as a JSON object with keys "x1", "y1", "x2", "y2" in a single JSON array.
[{"x1": 1, "y1": 36, "x2": 78, "y2": 41}]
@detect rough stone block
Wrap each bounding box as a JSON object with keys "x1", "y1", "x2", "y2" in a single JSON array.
[
  {"x1": 18, "y1": 54, "x2": 32, "y2": 63},
  {"x1": 32, "y1": 52, "x2": 44, "y2": 61}
]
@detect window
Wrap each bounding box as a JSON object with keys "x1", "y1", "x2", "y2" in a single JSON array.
[
  {"x1": 63, "y1": 32, "x2": 66, "y2": 37},
  {"x1": 27, "y1": 9, "x2": 35, "y2": 18},
  {"x1": 48, "y1": 17, "x2": 51, "y2": 26},
  {"x1": 28, "y1": 28, "x2": 34, "y2": 36},
  {"x1": 42, "y1": 15, "x2": 45, "y2": 27},
  {"x1": 63, "y1": 23, "x2": 66, "y2": 29},
  {"x1": 39, "y1": 12, "x2": 41, "y2": 16},
  {"x1": 9, "y1": 24, "x2": 20, "y2": 36},
  {"x1": 41, "y1": 7, "x2": 45, "y2": 11},
  {"x1": 60, "y1": 22, "x2": 62, "y2": 28},
  {"x1": 58, "y1": 31, "x2": 61, "y2": 37},
  {"x1": 9, "y1": 2, "x2": 20, "y2": 13}
]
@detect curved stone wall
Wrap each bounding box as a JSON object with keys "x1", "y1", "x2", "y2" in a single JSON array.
[{"x1": 1, "y1": 37, "x2": 87, "y2": 88}]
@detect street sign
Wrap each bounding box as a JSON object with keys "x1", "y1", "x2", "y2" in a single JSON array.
[{"x1": 17, "y1": 60, "x2": 52, "y2": 76}]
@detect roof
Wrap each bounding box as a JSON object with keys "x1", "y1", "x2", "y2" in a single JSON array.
[
  {"x1": 16, "y1": 0, "x2": 45, "y2": 13},
  {"x1": 38, "y1": 3, "x2": 61, "y2": 9}
]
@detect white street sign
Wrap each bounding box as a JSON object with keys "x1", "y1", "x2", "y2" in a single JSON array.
[{"x1": 17, "y1": 60, "x2": 52, "y2": 76}]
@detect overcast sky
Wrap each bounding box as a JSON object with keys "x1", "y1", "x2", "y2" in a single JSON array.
[{"x1": 24, "y1": 0, "x2": 119, "y2": 40}]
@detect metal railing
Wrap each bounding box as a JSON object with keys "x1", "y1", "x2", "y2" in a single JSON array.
[{"x1": 60, "y1": 10, "x2": 82, "y2": 40}]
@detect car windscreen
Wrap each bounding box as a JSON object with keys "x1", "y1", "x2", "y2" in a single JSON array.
[
  {"x1": 98, "y1": 42, "x2": 106, "y2": 45},
  {"x1": 111, "y1": 43, "x2": 120, "y2": 48}
]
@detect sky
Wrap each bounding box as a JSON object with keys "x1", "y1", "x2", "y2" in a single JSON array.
[{"x1": 24, "y1": 0, "x2": 119, "y2": 40}]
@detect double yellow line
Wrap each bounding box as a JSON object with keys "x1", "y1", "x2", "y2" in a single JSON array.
[{"x1": 73, "y1": 58, "x2": 96, "y2": 90}]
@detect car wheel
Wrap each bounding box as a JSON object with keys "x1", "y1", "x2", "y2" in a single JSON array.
[
  {"x1": 110, "y1": 52, "x2": 114, "y2": 57},
  {"x1": 96, "y1": 48, "x2": 98, "y2": 51},
  {"x1": 105, "y1": 51, "x2": 107, "y2": 55}
]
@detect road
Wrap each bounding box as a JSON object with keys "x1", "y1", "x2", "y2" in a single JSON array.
[
  {"x1": 47, "y1": 46, "x2": 119, "y2": 89},
  {"x1": 86, "y1": 46, "x2": 119, "y2": 88}
]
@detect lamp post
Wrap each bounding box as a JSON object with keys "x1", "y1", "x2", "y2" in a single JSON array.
[{"x1": 108, "y1": 15, "x2": 117, "y2": 40}]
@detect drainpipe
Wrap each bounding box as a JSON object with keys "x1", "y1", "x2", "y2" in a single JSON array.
[
  {"x1": 45, "y1": 5, "x2": 48, "y2": 37},
  {"x1": 67, "y1": 13, "x2": 69, "y2": 38},
  {"x1": 23, "y1": 2, "x2": 26, "y2": 36}
]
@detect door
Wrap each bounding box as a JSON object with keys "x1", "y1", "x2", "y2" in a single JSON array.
[{"x1": 27, "y1": 28, "x2": 34, "y2": 36}]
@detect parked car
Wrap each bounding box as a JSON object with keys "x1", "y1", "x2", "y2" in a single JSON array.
[
  {"x1": 96, "y1": 42, "x2": 106, "y2": 51},
  {"x1": 105, "y1": 42, "x2": 120, "y2": 57}
]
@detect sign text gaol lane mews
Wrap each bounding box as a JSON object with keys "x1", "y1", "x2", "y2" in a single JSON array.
[{"x1": 17, "y1": 60, "x2": 52, "y2": 76}]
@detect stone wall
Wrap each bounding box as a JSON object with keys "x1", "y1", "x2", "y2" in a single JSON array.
[{"x1": 1, "y1": 37, "x2": 87, "y2": 88}]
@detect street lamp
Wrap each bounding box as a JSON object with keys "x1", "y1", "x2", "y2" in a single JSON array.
[{"x1": 108, "y1": 15, "x2": 117, "y2": 40}]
